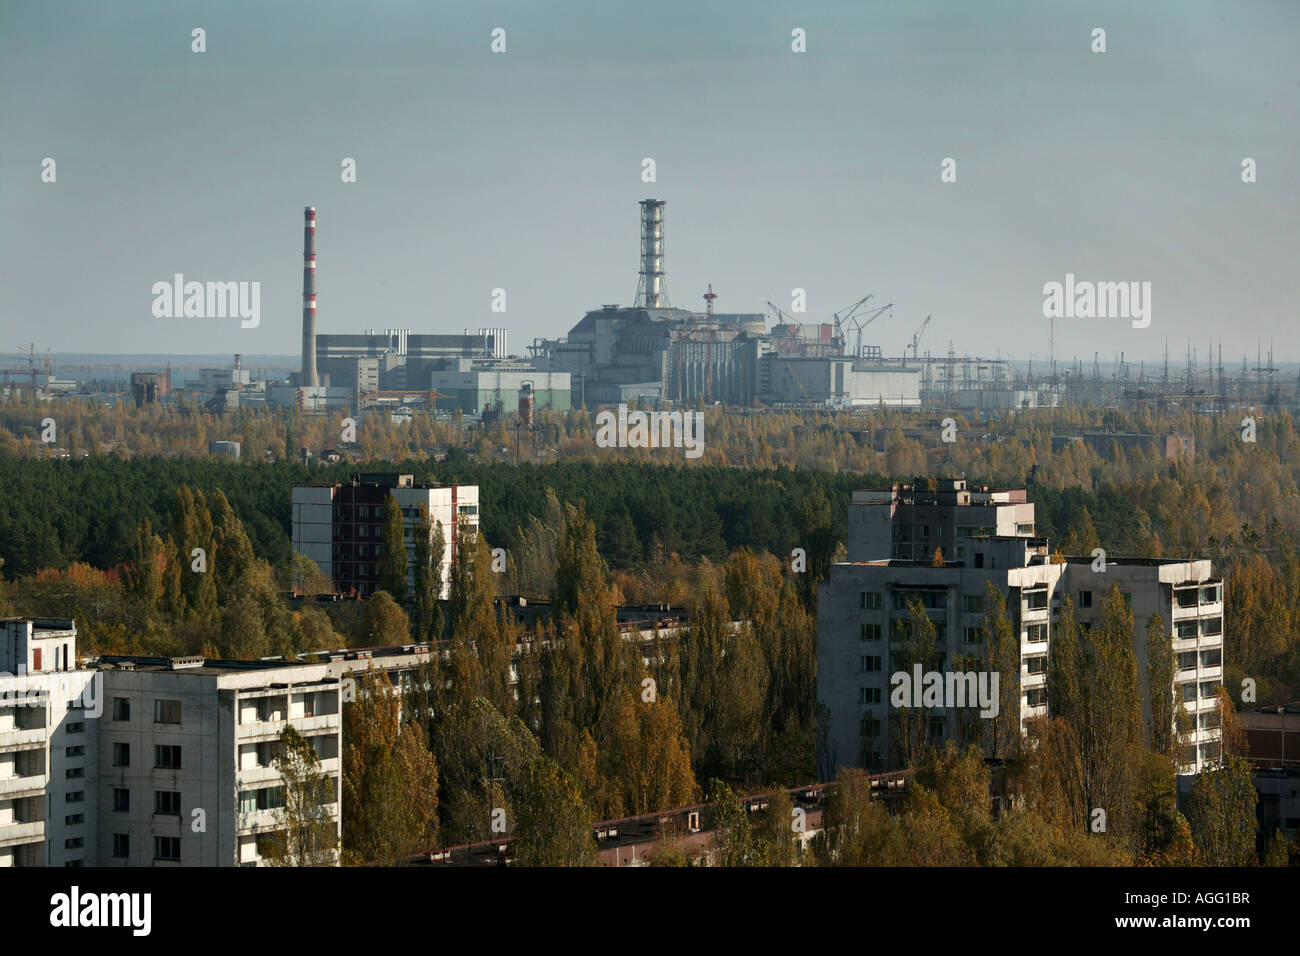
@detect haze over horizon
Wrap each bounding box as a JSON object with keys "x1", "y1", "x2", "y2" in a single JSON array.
[{"x1": 2, "y1": 0, "x2": 1296, "y2": 363}]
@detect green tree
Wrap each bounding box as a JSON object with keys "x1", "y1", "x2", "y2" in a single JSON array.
[
  {"x1": 376, "y1": 493, "x2": 408, "y2": 603},
  {"x1": 412, "y1": 504, "x2": 438, "y2": 641},
  {"x1": 512, "y1": 757, "x2": 599, "y2": 866}
]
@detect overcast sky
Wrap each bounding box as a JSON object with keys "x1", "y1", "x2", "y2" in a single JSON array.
[{"x1": 2, "y1": 0, "x2": 1296, "y2": 365}]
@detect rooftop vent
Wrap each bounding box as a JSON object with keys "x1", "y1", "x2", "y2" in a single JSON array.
[{"x1": 168, "y1": 656, "x2": 204, "y2": 671}]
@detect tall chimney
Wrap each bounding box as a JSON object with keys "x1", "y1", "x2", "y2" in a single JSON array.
[
  {"x1": 301, "y1": 206, "x2": 319, "y2": 387},
  {"x1": 633, "y1": 199, "x2": 668, "y2": 309}
]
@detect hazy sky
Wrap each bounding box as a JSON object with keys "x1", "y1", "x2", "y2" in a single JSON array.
[{"x1": 2, "y1": 0, "x2": 1296, "y2": 365}]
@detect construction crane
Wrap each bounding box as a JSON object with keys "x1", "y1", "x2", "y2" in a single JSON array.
[
  {"x1": 765, "y1": 300, "x2": 791, "y2": 326},
  {"x1": 831, "y1": 295, "x2": 873, "y2": 350},
  {"x1": 845, "y1": 303, "x2": 893, "y2": 358},
  {"x1": 909, "y1": 315, "x2": 932, "y2": 360}
]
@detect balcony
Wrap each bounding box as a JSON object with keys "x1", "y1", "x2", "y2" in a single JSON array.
[
  {"x1": 0, "y1": 773, "x2": 47, "y2": 798},
  {"x1": 0, "y1": 727, "x2": 48, "y2": 753},
  {"x1": 237, "y1": 713, "x2": 337, "y2": 741},
  {"x1": 0, "y1": 819, "x2": 45, "y2": 848}
]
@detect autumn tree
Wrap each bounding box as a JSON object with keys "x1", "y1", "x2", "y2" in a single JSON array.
[
  {"x1": 262, "y1": 726, "x2": 338, "y2": 866},
  {"x1": 357, "y1": 590, "x2": 411, "y2": 647},
  {"x1": 341, "y1": 669, "x2": 439, "y2": 865},
  {"x1": 1183, "y1": 756, "x2": 1258, "y2": 865}
]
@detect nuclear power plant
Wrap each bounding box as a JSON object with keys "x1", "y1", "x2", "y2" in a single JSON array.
[{"x1": 261, "y1": 200, "x2": 1293, "y2": 419}]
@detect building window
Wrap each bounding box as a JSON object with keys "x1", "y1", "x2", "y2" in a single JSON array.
[
  {"x1": 859, "y1": 687, "x2": 882, "y2": 704},
  {"x1": 859, "y1": 622, "x2": 881, "y2": 641},
  {"x1": 154, "y1": 699, "x2": 182, "y2": 724},
  {"x1": 1025, "y1": 656, "x2": 1047, "y2": 675},
  {"x1": 112, "y1": 834, "x2": 129, "y2": 858},
  {"x1": 1202, "y1": 617, "x2": 1222, "y2": 636},
  {"x1": 1025, "y1": 623, "x2": 1048, "y2": 643},
  {"x1": 113, "y1": 742, "x2": 130, "y2": 767},
  {"x1": 1180, "y1": 682, "x2": 1198, "y2": 702},
  {"x1": 964, "y1": 626, "x2": 983, "y2": 643},
  {"x1": 67, "y1": 721, "x2": 84, "y2": 734},
  {"x1": 1176, "y1": 588, "x2": 1199, "y2": 608},
  {"x1": 66, "y1": 791, "x2": 85, "y2": 803},
  {"x1": 66, "y1": 767, "x2": 84, "y2": 779},
  {"x1": 1200, "y1": 584, "x2": 1222, "y2": 604},
  {"x1": 963, "y1": 594, "x2": 984, "y2": 613},
  {"x1": 1077, "y1": 590, "x2": 1092, "y2": 608},
  {"x1": 859, "y1": 591, "x2": 882, "y2": 610},
  {"x1": 154, "y1": 790, "x2": 182, "y2": 815},
  {"x1": 64, "y1": 837, "x2": 84, "y2": 850},
  {"x1": 66, "y1": 814, "x2": 84, "y2": 826},
  {"x1": 357, "y1": 505, "x2": 368, "y2": 518},
  {"x1": 1024, "y1": 688, "x2": 1047, "y2": 707},
  {"x1": 1200, "y1": 648, "x2": 1222, "y2": 668},
  {"x1": 1199, "y1": 681, "x2": 1220, "y2": 699},
  {"x1": 154, "y1": 836, "x2": 181, "y2": 862},
  {"x1": 112, "y1": 697, "x2": 130, "y2": 721},
  {"x1": 113, "y1": 788, "x2": 130, "y2": 812},
  {"x1": 1023, "y1": 589, "x2": 1048, "y2": 611},
  {"x1": 861, "y1": 656, "x2": 882, "y2": 673},
  {"x1": 239, "y1": 786, "x2": 285, "y2": 813},
  {"x1": 1176, "y1": 620, "x2": 1199, "y2": 639},
  {"x1": 154, "y1": 745, "x2": 182, "y2": 769},
  {"x1": 860, "y1": 711, "x2": 882, "y2": 736},
  {"x1": 974, "y1": 553, "x2": 984, "y2": 569},
  {"x1": 1177, "y1": 651, "x2": 1198, "y2": 672},
  {"x1": 65, "y1": 745, "x2": 84, "y2": 758}
]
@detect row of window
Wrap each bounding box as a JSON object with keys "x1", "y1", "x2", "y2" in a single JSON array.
[
  {"x1": 110, "y1": 698, "x2": 182, "y2": 724},
  {"x1": 1175, "y1": 618, "x2": 1223, "y2": 639},
  {"x1": 106, "y1": 788, "x2": 183, "y2": 813},
  {"x1": 108, "y1": 834, "x2": 180, "y2": 861},
  {"x1": 1180, "y1": 680, "x2": 1222, "y2": 702},
  {"x1": 108, "y1": 743, "x2": 182, "y2": 769},
  {"x1": 1178, "y1": 649, "x2": 1223, "y2": 671}
]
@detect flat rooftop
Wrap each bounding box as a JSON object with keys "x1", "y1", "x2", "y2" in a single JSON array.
[{"x1": 93, "y1": 655, "x2": 320, "y2": 677}]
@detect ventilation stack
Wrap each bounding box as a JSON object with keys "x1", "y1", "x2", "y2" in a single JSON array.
[
  {"x1": 633, "y1": 199, "x2": 669, "y2": 308},
  {"x1": 301, "y1": 206, "x2": 319, "y2": 387}
]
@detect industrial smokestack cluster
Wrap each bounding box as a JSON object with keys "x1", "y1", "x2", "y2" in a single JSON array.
[
  {"x1": 634, "y1": 199, "x2": 668, "y2": 309},
  {"x1": 301, "y1": 206, "x2": 318, "y2": 387}
]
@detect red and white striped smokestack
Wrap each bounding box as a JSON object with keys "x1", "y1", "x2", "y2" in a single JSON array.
[{"x1": 301, "y1": 206, "x2": 319, "y2": 387}]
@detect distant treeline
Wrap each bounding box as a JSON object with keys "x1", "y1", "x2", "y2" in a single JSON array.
[{"x1": 0, "y1": 455, "x2": 895, "y2": 577}]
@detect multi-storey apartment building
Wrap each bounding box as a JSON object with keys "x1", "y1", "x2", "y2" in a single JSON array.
[
  {"x1": 0, "y1": 619, "x2": 98, "y2": 868},
  {"x1": 818, "y1": 478, "x2": 1225, "y2": 778},
  {"x1": 291, "y1": 473, "x2": 479, "y2": 599},
  {"x1": 0, "y1": 619, "x2": 343, "y2": 867}
]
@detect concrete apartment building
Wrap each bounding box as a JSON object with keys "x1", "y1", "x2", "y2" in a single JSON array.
[
  {"x1": 291, "y1": 474, "x2": 479, "y2": 600},
  {"x1": 818, "y1": 478, "x2": 1225, "y2": 778},
  {"x1": 0, "y1": 619, "x2": 343, "y2": 867},
  {"x1": 0, "y1": 619, "x2": 97, "y2": 867}
]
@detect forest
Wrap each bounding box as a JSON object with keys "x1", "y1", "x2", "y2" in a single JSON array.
[{"x1": 1, "y1": 394, "x2": 1298, "y2": 865}]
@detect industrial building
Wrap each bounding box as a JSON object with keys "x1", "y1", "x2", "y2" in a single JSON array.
[
  {"x1": 528, "y1": 200, "x2": 924, "y2": 408},
  {"x1": 817, "y1": 478, "x2": 1225, "y2": 778},
  {"x1": 290, "y1": 474, "x2": 479, "y2": 600},
  {"x1": 0, "y1": 619, "x2": 343, "y2": 867},
  {"x1": 427, "y1": 360, "x2": 571, "y2": 415}
]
